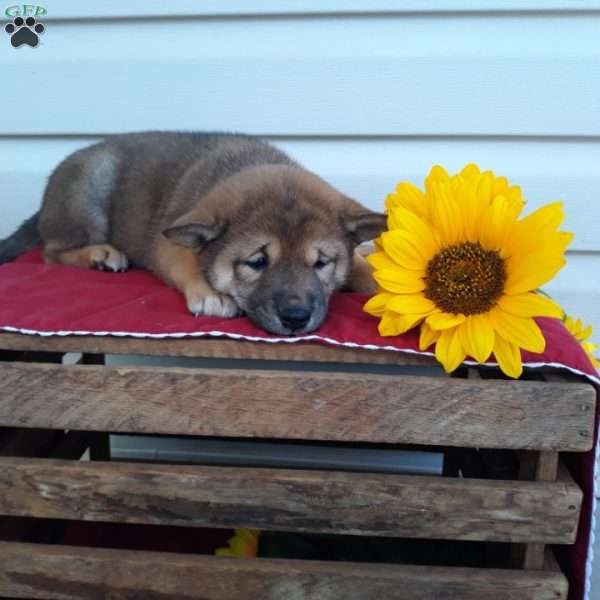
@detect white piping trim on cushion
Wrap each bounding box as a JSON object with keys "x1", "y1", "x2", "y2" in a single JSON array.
[{"x1": 1, "y1": 322, "x2": 599, "y2": 599}]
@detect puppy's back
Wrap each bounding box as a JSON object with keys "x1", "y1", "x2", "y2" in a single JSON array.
[
  {"x1": 112, "y1": 133, "x2": 299, "y2": 262},
  {"x1": 40, "y1": 132, "x2": 298, "y2": 265}
]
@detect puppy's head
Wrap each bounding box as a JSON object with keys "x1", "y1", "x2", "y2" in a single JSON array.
[{"x1": 163, "y1": 165, "x2": 385, "y2": 335}]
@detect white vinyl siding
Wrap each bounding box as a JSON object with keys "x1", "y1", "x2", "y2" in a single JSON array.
[{"x1": 1, "y1": 3, "x2": 598, "y2": 334}]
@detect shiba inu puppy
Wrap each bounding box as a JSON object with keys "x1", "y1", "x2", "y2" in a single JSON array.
[{"x1": 0, "y1": 132, "x2": 385, "y2": 334}]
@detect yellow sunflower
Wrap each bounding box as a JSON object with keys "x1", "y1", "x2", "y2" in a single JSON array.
[
  {"x1": 364, "y1": 164, "x2": 572, "y2": 378},
  {"x1": 564, "y1": 315, "x2": 600, "y2": 370},
  {"x1": 215, "y1": 528, "x2": 260, "y2": 558}
]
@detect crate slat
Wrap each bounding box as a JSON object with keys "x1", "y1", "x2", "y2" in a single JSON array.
[
  {"x1": 0, "y1": 362, "x2": 594, "y2": 450},
  {"x1": 0, "y1": 333, "x2": 436, "y2": 365},
  {"x1": 0, "y1": 457, "x2": 582, "y2": 543},
  {"x1": 524, "y1": 452, "x2": 560, "y2": 569},
  {"x1": 0, "y1": 542, "x2": 568, "y2": 600}
]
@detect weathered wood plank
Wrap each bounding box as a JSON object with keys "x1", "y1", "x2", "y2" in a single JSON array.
[
  {"x1": 0, "y1": 428, "x2": 87, "y2": 546},
  {"x1": 0, "y1": 425, "x2": 57, "y2": 544},
  {"x1": 534, "y1": 452, "x2": 560, "y2": 481},
  {"x1": 0, "y1": 362, "x2": 594, "y2": 450},
  {"x1": 512, "y1": 452, "x2": 561, "y2": 570},
  {"x1": 0, "y1": 332, "x2": 437, "y2": 365},
  {"x1": 79, "y1": 354, "x2": 111, "y2": 461},
  {"x1": 0, "y1": 542, "x2": 569, "y2": 600},
  {"x1": 0, "y1": 457, "x2": 582, "y2": 543},
  {"x1": 522, "y1": 452, "x2": 560, "y2": 570},
  {"x1": 76, "y1": 351, "x2": 108, "y2": 460}
]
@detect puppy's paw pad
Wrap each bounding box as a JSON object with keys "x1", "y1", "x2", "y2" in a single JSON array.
[
  {"x1": 187, "y1": 294, "x2": 240, "y2": 318},
  {"x1": 90, "y1": 246, "x2": 129, "y2": 273}
]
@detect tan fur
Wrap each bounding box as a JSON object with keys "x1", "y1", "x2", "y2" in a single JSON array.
[
  {"x1": 153, "y1": 237, "x2": 239, "y2": 317},
  {"x1": 349, "y1": 250, "x2": 378, "y2": 294},
  {"x1": 44, "y1": 243, "x2": 128, "y2": 272}
]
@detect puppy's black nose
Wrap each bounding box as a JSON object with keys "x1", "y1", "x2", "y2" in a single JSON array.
[{"x1": 279, "y1": 305, "x2": 311, "y2": 331}]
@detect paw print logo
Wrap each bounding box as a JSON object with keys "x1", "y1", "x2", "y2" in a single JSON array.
[{"x1": 5, "y1": 16, "x2": 45, "y2": 48}]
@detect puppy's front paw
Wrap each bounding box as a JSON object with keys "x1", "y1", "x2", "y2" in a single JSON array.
[
  {"x1": 185, "y1": 284, "x2": 241, "y2": 318},
  {"x1": 90, "y1": 245, "x2": 129, "y2": 272}
]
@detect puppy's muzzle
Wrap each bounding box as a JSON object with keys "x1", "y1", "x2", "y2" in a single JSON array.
[
  {"x1": 246, "y1": 287, "x2": 325, "y2": 336},
  {"x1": 278, "y1": 304, "x2": 311, "y2": 332}
]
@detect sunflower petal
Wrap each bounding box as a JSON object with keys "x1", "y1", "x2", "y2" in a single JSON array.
[
  {"x1": 504, "y1": 253, "x2": 567, "y2": 295},
  {"x1": 476, "y1": 171, "x2": 493, "y2": 203},
  {"x1": 230, "y1": 537, "x2": 256, "y2": 557},
  {"x1": 504, "y1": 202, "x2": 568, "y2": 258},
  {"x1": 395, "y1": 313, "x2": 428, "y2": 334},
  {"x1": 363, "y1": 292, "x2": 393, "y2": 317},
  {"x1": 563, "y1": 314, "x2": 599, "y2": 368},
  {"x1": 556, "y1": 231, "x2": 575, "y2": 252},
  {"x1": 459, "y1": 314, "x2": 495, "y2": 363},
  {"x1": 419, "y1": 322, "x2": 441, "y2": 350},
  {"x1": 430, "y1": 182, "x2": 461, "y2": 246},
  {"x1": 235, "y1": 529, "x2": 259, "y2": 544},
  {"x1": 563, "y1": 316, "x2": 577, "y2": 333},
  {"x1": 425, "y1": 165, "x2": 450, "y2": 193},
  {"x1": 384, "y1": 209, "x2": 440, "y2": 258},
  {"x1": 491, "y1": 175, "x2": 509, "y2": 197},
  {"x1": 386, "y1": 197, "x2": 404, "y2": 230},
  {"x1": 366, "y1": 250, "x2": 398, "y2": 271},
  {"x1": 378, "y1": 310, "x2": 426, "y2": 336},
  {"x1": 460, "y1": 173, "x2": 485, "y2": 242},
  {"x1": 387, "y1": 293, "x2": 436, "y2": 315},
  {"x1": 498, "y1": 292, "x2": 563, "y2": 319},
  {"x1": 435, "y1": 328, "x2": 465, "y2": 373},
  {"x1": 506, "y1": 185, "x2": 525, "y2": 210},
  {"x1": 489, "y1": 307, "x2": 546, "y2": 354},
  {"x1": 373, "y1": 269, "x2": 426, "y2": 294},
  {"x1": 479, "y1": 195, "x2": 518, "y2": 252},
  {"x1": 378, "y1": 311, "x2": 402, "y2": 336},
  {"x1": 381, "y1": 230, "x2": 432, "y2": 270},
  {"x1": 521, "y1": 201, "x2": 566, "y2": 231},
  {"x1": 564, "y1": 316, "x2": 593, "y2": 341},
  {"x1": 426, "y1": 312, "x2": 466, "y2": 330},
  {"x1": 493, "y1": 334, "x2": 523, "y2": 378},
  {"x1": 387, "y1": 183, "x2": 428, "y2": 220},
  {"x1": 460, "y1": 163, "x2": 481, "y2": 181}
]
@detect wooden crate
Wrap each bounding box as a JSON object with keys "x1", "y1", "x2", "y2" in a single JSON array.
[{"x1": 0, "y1": 332, "x2": 596, "y2": 600}]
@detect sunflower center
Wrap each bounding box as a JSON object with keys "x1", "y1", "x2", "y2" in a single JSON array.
[{"x1": 424, "y1": 242, "x2": 506, "y2": 315}]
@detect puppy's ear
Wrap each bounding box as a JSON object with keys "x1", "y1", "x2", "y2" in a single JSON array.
[
  {"x1": 162, "y1": 221, "x2": 224, "y2": 249},
  {"x1": 343, "y1": 212, "x2": 387, "y2": 245},
  {"x1": 335, "y1": 194, "x2": 387, "y2": 245}
]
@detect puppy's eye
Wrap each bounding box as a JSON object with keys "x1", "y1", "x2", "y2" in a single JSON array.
[
  {"x1": 313, "y1": 257, "x2": 332, "y2": 270},
  {"x1": 244, "y1": 255, "x2": 269, "y2": 271}
]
